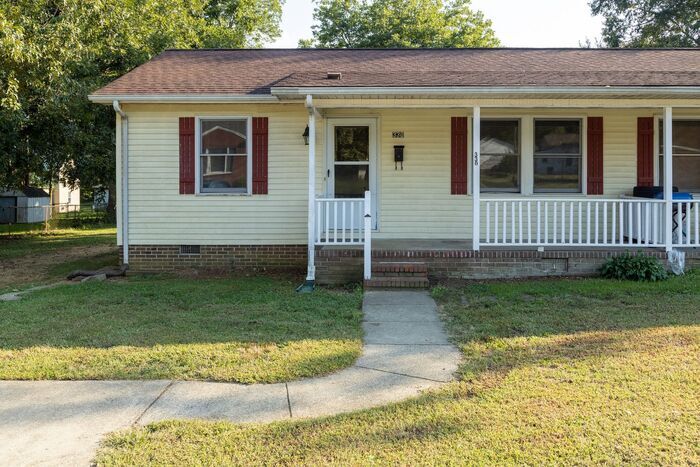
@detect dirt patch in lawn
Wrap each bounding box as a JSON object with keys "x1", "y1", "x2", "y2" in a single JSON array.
[{"x1": 0, "y1": 244, "x2": 118, "y2": 292}]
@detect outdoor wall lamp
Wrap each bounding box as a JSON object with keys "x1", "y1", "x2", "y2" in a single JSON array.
[{"x1": 302, "y1": 125, "x2": 310, "y2": 145}]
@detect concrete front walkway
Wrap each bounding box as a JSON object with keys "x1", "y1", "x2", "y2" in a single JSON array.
[{"x1": 0, "y1": 290, "x2": 460, "y2": 466}]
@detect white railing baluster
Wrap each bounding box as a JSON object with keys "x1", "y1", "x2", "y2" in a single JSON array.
[
  {"x1": 569, "y1": 202, "x2": 574, "y2": 244},
  {"x1": 518, "y1": 202, "x2": 523, "y2": 244},
  {"x1": 578, "y1": 202, "x2": 583, "y2": 245},
  {"x1": 561, "y1": 201, "x2": 566, "y2": 243},
  {"x1": 502, "y1": 201, "x2": 507, "y2": 244},
  {"x1": 689, "y1": 204, "x2": 700, "y2": 246},
  {"x1": 544, "y1": 202, "x2": 549, "y2": 244},
  {"x1": 491, "y1": 202, "x2": 497, "y2": 243},
  {"x1": 594, "y1": 202, "x2": 599, "y2": 245},
  {"x1": 537, "y1": 201, "x2": 542, "y2": 245},
  {"x1": 553, "y1": 202, "x2": 558, "y2": 244},
  {"x1": 485, "y1": 202, "x2": 491, "y2": 244},
  {"x1": 603, "y1": 202, "x2": 608, "y2": 245},
  {"x1": 686, "y1": 202, "x2": 691, "y2": 246},
  {"x1": 586, "y1": 203, "x2": 591, "y2": 244},
  {"x1": 527, "y1": 201, "x2": 532, "y2": 244}
]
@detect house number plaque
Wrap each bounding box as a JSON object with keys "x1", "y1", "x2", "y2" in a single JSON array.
[{"x1": 392, "y1": 131, "x2": 404, "y2": 138}]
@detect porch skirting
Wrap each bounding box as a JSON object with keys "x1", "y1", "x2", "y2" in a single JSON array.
[
  {"x1": 120, "y1": 245, "x2": 307, "y2": 273},
  {"x1": 315, "y1": 247, "x2": 700, "y2": 285}
]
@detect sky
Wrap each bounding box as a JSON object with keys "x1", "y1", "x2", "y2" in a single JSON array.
[{"x1": 269, "y1": 0, "x2": 605, "y2": 48}]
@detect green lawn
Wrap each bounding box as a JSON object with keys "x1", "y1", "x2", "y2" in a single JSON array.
[
  {"x1": 97, "y1": 274, "x2": 700, "y2": 465},
  {"x1": 0, "y1": 276, "x2": 362, "y2": 383},
  {"x1": 0, "y1": 226, "x2": 116, "y2": 260},
  {"x1": 0, "y1": 226, "x2": 118, "y2": 292}
]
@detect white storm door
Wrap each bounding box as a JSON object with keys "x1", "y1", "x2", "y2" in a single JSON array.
[{"x1": 326, "y1": 118, "x2": 378, "y2": 229}]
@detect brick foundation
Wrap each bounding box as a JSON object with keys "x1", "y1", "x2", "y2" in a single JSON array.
[
  {"x1": 316, "y1": 247, "x2": 700, "y2": 285},
  {"x1": 121, "y1": 244, "x2": 307, "y2": 273}
]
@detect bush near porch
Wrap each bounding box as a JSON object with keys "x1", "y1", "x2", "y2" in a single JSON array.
[
  {"x1": 0, "y1": 276, "x2": 363, "y2": 383},
  {"x1": 97, "y1": 274, "x2": 699, "y2": 465}
]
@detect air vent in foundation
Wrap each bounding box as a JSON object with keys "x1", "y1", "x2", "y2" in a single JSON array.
[{"x1": 180, "y1": 245, "x2": 201, "y2": 255}]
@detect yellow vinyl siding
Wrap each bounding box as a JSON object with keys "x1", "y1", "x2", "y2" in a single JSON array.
[
  {"x1": 120, "y1": 101, "x2": 698, "y2": 245},
  {"x1": 125, "y1": 103, "x2": 310, "y2": 245}
]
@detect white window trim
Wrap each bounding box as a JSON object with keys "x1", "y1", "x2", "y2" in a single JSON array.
[
  {"x1": 654, "y1": 115, "x2": 700, "y2": 193},
  {"x1": 195, "y1": 116, "x2": 253, "y2": 196}
]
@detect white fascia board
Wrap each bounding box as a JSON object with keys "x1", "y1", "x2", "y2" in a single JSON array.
[
  {"x1": 88, "y1": 94, "x2": 281, "y2": 104},
  {"x1": 271, "y1": 86, "x2": 700, "y2": 98}
]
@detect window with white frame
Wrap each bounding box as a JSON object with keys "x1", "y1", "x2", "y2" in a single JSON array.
[
  {"x1": 533, "y1": 119, "x2": 582, "y2": 193},
  {"x1": 480, "y1": 119, "x2": 520, "y2": 192},
  {"x1": 199, "y1": 118, "x2": 249, "y2": 193},
  {"x1": 659, "y1": 119, "x2": 700, "y2": 192}
]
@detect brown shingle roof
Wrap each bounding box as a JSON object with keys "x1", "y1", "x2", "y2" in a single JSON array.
[{"x1": 93, "y1": 48, "x2": 700, "y2": 96}]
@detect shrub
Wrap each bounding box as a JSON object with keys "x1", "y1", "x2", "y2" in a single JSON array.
[
  {"x1": 600, "y1": 252, "x2": 668, "y2": 282},
  {"x1": 430, "y1": 285, "x2": 448, "y2": 300}
]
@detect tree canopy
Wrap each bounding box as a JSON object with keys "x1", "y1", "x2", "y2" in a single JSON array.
[
  {"x1": 0, "y1": 0, "x2": 282, "y2": 202},
  {"x1": 590, "y1": 0, "x2": 699, "y2": 47},
  {"x1": 300, "y1": 0, "x2": 500, "y2": 48}
]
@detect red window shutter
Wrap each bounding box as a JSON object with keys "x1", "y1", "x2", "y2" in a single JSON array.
[
  {"x1": 586, "y1": 117, "x2": 604, "y2": 195},
  {"x1": 179, "y1": 117, "x2": 195, "y2": 194},
  {"x1": 451, "y1": 117, "x2": 468, "y2": 195},
  {"x1": 637, "y1": 117, "x2": 654, "y2": 187},
  {"x1": 252, "y1": 117, "x2": 269, "y2": 195}
]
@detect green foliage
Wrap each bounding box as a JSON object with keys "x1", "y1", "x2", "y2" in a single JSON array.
[
  {"x1": 590, "y1": 0, "x2": 700, "y2": 47},
  {"x1": 430, "y1": 284, "x2": 448, "y2": 300},
  {"x1": 600, "y1": 252, "x2": 668, "y2": 282},
  {"x1": 301, "y1": 0, "x2": 500, "y2": 48},
  {"x1": 0, "y1": 0, "x2": 283, "y2": 195}
]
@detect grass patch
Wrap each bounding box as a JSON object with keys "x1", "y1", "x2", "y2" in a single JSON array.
[
  {"x1": 97, "y1": 273, "x2": 700, "y2": 465},
  {"x1": 0, "y1": 225, "x2": 116, "y2": 260},
  {"x1": 0, "y1": 226, "x2": 117, "y2": 292},
  {"x1": 0, "y1": 276, "x2": 363, "y2": 383}
]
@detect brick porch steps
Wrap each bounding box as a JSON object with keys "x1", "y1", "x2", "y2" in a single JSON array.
[{"x1": 364, "y1": 262, "x2": 429, "y2": 289}]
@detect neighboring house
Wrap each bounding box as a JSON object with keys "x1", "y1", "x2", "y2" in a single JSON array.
[
  {"x1": 0, "y1": 187, "x2": 50, "y2": 224},
  {"x1": 89, "y1": 48, "x2": 700, "y2": 286},
  {"x1": 49, "y1": 180, "x2": 80, "y2": 214}
]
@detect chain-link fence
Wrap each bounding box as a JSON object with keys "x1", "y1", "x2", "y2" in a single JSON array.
[{"x1": 0, "y1": 203, "x2": 113, "y2": 234}]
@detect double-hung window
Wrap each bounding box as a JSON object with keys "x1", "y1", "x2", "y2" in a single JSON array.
[
  {"x1": 199, "y1": 118, "x2": 250, "y2": 194},
  {"x1": 533, "y1": 119, "x2": 582, "y2": 193},
  {"x1": 480, "y1": 119, "x2": 520, "y2": 192},
  {"x1": 659, "y1": 119, "x2": 700, "y2": 192}
]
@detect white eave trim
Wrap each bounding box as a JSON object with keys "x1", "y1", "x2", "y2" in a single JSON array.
[
  {"x1": 271, "y1": 85, "x2": 700, "y2": 98},
  {"x1": 88, "y1": 94, "x2": 280, "y2": 104}
]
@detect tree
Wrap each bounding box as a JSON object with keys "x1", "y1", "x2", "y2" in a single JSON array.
[
  {"x1": 300, "y1": 0, "x2": 500, "y2": 48},
  {"x1": 0, "y1": 0, "x2": 283, "y2": 214},
  {"x1": 590, "y1": 0, "x2": 700, "y2": 47}
]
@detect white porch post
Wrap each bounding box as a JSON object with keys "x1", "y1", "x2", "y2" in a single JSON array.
[
  {"x1": 363, "y1": 190, "x2": 372, "y2": 280},
  {"x1": 663, "y1": 106, "x2": 673, "y2": 252},
  {"x1": 305, "y1": 95, "x2": 316, "y2": 284},
  {"x1": 472, "y1": 106, "x2": 481, "y2": 251}
]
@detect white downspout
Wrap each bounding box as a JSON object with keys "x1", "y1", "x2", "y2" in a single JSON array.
[
  {"x1": 304, "y1": 95, "x2": 316, "y2": 287},
  {"x1": 113, "y1": 100, "x2": 129, "y2": 266}
]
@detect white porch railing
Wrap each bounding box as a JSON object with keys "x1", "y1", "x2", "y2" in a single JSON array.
[
  {"x1": 672, "y1": 200, "x2": 700, "y2": 247},
  {"x1": 315, "y1": 191, "x2": 372, "y2": 279},
  {"x1": 481, "y1": 198, "x2": 669, "y2": 247}
]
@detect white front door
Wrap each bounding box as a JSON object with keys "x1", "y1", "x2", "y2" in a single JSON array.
[{"x1": 326, "y1": 118, "x2": 378, "y2": 229}]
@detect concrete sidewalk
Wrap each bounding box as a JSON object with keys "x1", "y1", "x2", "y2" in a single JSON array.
[{"x1": 0, "y1": 290, "x2": 460, "y2": 466}]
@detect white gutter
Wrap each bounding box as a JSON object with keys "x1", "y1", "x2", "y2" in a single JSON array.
[
  {"x1": 113, "y1": 100, "x2": 129, "y2": 266},
  {"x1": 89, "y1": 94, "x2": 280, "y2": 104},
  {"x1": 272, "y1": 85, "x2": 700, "y2": 98}
]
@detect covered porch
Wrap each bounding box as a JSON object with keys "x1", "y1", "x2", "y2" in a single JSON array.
[{"x1": 290, "y1": 93, "x2": 700, "y2": 285}]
